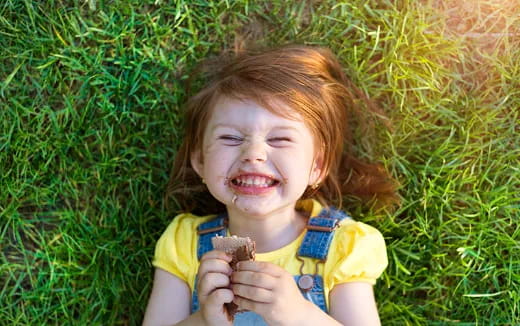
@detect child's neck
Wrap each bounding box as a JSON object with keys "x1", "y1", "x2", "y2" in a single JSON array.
[{"x1": 227, "y1": 205, "x2": 308, "y2": 253}]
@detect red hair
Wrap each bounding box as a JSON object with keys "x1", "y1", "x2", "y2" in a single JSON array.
[{"x1": 166, "y1": 44, "x2": 399, "y2": 214}]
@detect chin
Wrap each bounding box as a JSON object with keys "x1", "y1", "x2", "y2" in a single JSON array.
[
  {"x1": 230, "y1": 197, "x2": 297, "y2": 217},
  {"x1": 235, "y1": 207, "x2": 272, "y2": 217}
]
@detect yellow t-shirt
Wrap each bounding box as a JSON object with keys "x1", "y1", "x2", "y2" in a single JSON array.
[{"x1": 153, "y1": 199, "x2": 388, "y2": 309}]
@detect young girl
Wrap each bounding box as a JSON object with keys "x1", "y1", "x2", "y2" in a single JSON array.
[{"x1": 143, "y1": 44, "x2": 398, "y2": 326}]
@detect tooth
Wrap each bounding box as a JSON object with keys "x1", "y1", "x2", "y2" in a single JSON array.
[{"x1": 233, "y1": 175, "x2": 278, "y2": 187}]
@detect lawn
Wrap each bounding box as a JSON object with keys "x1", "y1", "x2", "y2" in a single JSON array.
[{"x1": 1, "y1": 0, "x2": 519, "y2": 325}]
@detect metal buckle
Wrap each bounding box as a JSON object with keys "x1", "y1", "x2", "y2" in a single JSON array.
[
  {"x1": 296, "y1": 255, "x2": 325, "y2": 292},
  {"x1": 197, "y1": 219, "x2": 228, "y2": 235},
  {"x1": 305, "y1": 220, "x2": 339, "y2": 232}
]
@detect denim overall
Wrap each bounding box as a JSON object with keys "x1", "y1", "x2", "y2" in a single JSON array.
[{"x1": 191, "y1": 207, "x2": 351, "y2": 325}]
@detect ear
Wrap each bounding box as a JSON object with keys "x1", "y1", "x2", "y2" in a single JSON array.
[
  {"x1": 308, "y1": 152, "x2": 324, "y2": 186},
  {"x1": 190, "y1": 149, "x2": 204, "y2": 178}
]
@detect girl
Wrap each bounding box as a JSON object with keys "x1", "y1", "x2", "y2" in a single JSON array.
[{"x1": 143, "y1": 44, "x2": 398, "y2": 326}]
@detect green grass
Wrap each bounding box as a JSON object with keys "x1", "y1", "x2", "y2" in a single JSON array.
[{"x1": 1, "y1": 0, "x2": 519, "y2": 324}]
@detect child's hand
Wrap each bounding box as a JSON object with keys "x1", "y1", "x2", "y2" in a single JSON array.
[
  {"x1": 231, "y1": 261, "x2": 315, "y2": 326},
  {"x1": 197, "y1": 250, "x2": 234, "y2": 326}
]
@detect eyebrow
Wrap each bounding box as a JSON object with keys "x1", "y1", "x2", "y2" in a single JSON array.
[{"x1": 212, "y1": 123, "x2": 301, "y2": 133}]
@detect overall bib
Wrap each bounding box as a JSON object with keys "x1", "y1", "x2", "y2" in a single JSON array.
[{"x1": 191, "y1": 207, "x2": 351, "y2": 325}]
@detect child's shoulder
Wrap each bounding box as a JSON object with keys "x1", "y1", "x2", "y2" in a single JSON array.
[
  {"x1": 336, "y1": 218, "x2": 384, "y2": 241},
  {"x1": 304, "y1": 200, "x2": 385, "y2": 249},
  {"x1": 325, "y1": 217, "x2": 388, "y2": 284},
  {"x1": 329, "y1": 211, "x2": 386, "y2": 262}
]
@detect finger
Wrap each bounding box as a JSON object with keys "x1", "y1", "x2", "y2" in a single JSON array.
[
  {"x1": 232, "y1": 284, "x2": 273, "y2": 303},
  {"x1": 198, "y1": 259, "x2": 233, "y2": 278},
  {"x1": 205, "y1": 288, "x2": 234, "y2": 311},
  {"x1": 198, "y1": 255, "x2": 233, "y2": 281},
  {"x1": 200, "y1": 250, "x2": 232, "y2": 263},
  {"x1": 233, "y1": 295, "x2": 274, "y2": 314},
  {"x1": 198, "y1": 272, "x2": 231, "y2": 298},
  {"x1": 236, "y1": 261, "x2": 285, "y2": 277},
  {"x1": 231, "y1": 271, "x2": 277, "y2": 290}
]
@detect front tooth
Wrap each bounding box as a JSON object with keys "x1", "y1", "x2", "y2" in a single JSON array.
[{"x1": 236, "y1": 176, "x2": 275, "y2": 186}]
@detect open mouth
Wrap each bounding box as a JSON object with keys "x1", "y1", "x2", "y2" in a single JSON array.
[{"x1": 230, "y1": 175, "x2": 280, "y2": 188}]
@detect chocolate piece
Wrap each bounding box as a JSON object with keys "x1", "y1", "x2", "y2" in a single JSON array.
[{"x1": 211, "y1": 236, "x2": 256, "y2": 318}]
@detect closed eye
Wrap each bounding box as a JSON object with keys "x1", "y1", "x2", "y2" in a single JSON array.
[
  {"x1": 268, "y1": 137, "x2": 292, "y2": 147},
  {"x1": 268, "y1": 137, "x2": 292, "y2": 142},
  {"x1": 218, "y1": 135, "x2": 243, "y2": 145}
]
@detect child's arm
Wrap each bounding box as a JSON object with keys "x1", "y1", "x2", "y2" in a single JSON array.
[
  {"x1": 142, "y1": 268, "x2": 191, "y2": 325},
  {"x1": 143, "y1": 250, "x2": 234, "y2": 326},
  {"x1": 329, "y1": 282, "x2": 382, "y2": 326}
]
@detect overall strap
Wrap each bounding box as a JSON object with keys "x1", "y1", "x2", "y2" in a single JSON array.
[
  {"x1": 196, "y1": 214, "x2": 227, "y2": 260},
  {"x1": 297, "y1": 207, "x2": 352, "y2": 260},
  {"x1": 193, "y1": 214, "x2": 227, "y2": 313}
]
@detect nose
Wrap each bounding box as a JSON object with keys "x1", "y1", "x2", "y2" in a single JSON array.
[{"x1": 240, "y1": 140, "x2": 267, "y2": 163}]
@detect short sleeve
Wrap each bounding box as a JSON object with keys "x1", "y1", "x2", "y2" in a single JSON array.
[
  {"x1": 152, "y1": 213, "x2": 200, "y2": 284},
  {"x1": 325, "y1": 220, "x2": 388, "y2": 286}
]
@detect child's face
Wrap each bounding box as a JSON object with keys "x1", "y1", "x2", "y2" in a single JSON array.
[{"x1": 191, "y1": 96, "x2": 322, "y2": 217}]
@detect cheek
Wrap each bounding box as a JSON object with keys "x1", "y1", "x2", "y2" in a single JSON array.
[
  {"x1": 203, "y1": 146, "x2": 235, "y2": 176},
  {"x1": 278, "y1": 150, "x2": 314, "y2": 178},
  {"x1": 203, "y1": 143, "x2": 228, "y2": 162}
]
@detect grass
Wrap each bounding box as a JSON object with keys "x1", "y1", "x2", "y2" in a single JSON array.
[{"x1": 1, "y1": 0, "x2": 519, "y2": 324}]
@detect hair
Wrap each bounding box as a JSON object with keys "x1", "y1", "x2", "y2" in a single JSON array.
[{"x1": 165, "y1": 44, "x2": 399, "y2": 215}]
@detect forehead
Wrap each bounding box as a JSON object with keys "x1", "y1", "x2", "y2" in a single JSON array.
[{"x1": 207, "y1": 96, "x2": 306, "y2": 132}]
